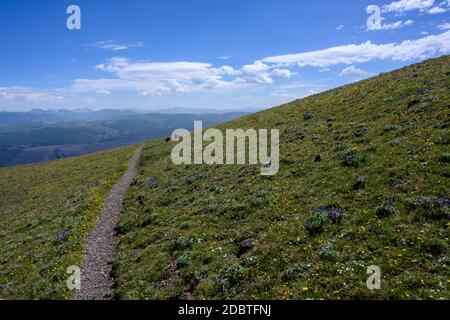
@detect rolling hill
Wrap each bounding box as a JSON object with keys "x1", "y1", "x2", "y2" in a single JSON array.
[
  {"x1": 113, "y1": 56, "x2": 449, "y2": 299},
  {"x1": 0, "y1": 56, "x2": 448, "y2": 300}
]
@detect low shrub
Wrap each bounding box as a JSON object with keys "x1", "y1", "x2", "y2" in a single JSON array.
[
  {"x1": 320, "y1": 242, "x2": 339, "y2": 261},
  {"x1": 389, "y1": 138, "x2": 401, "y2": 145},
  {"x1": 352, "y1": 175, "x2": 367, "y2": 190},
  {"x1": 170, "y1": 237, "x2": 193, "y2": 252},
  {"x1": 304, "y1": 211, "x2": 328, "y2": 236},
  {"x1": 439, "y1": 153, "x2": 450, "y2": 163},
  {"x1": 340, "y1": 151, "x2": 365, "y2": 168},
  {"x1": 375, "y1": 202, "x2": 396, "y2": 218},
  {"x1": 383, "y1": 124, "x2": 398, "y2": 132},
  {"x1": 219, "y1": 264, "x2": 247, "y2": 291},
  {"x1": 303, "y1": 112, "x2": 315, "y2": 120},
  {"x1": 333, "y1": 142, "x2": 347, "y2": 152},
  {"x1": 326, "y1": 206, "x2": 345, "y2": 224},
  {"x1": 405, "y1": 196, "x2": 450, "y2": 220}
]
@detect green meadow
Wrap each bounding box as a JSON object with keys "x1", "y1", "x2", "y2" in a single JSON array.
[{"x1": 0, "y1": 145, "x2": 136, "y2": 299}]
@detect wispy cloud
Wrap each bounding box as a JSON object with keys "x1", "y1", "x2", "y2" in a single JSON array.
[
  {"x1": 71, "y1": 30, "x2": 450, "y2": 97},
  {"x1": 382, "y1": 0, "x2": 435, "y2": 13},
  {"x1": 73, "y1": 57, "x2": 292, "y2": 96},
  {"x1": 87, "y1": 40, "x2": 144, "y2": 51},
  {"x1": 438, "y1": 22, "x2": 450, "y2": 30},
  {"x1": 428, "y1": 6, "x2": 447, "y2": 13},
  {"x1": 233, "y1": 61, "x2": 292, "y2": 84},
  {"x1": 270, "y1": 92, "x2": 299, "y2": 100},
  {"x1": 262, "y1": 31, "x2": 450, "y2": 67},
  {"x1": 0, "y1": 86, "x2": 64, "y2": 101},
  {"x1": 382, "y1": 0, "x2": 448, "y2": 14},
  {"x1": 96, "y1": 89, "x2": 111, "y2": 95},
  {"x1": 75, "y1": 59, "x2": 235, "y2": 96},
  {"x1": 340, "y1": 66, "x2": 370, "y2": 78},
  {"x1": 379, "y1": 19, "x2": 414, "y2": 30}
]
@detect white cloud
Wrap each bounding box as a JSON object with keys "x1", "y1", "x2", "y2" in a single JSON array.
[
  {"x1": 75, "y1": 58, "x2": 242, "y2": 95},
  {"x1": 270, "y1": 92, "x2": 298, "y2": 100},
  {"x1": 87, "y1": 40, "x2": 144, "y2": 51},
  {"x1": 307, "y1": 89, "x2": 322, "y2": 96},
  {"x1": 438, "y1": 22, "x2": 450, "y2": 29},
  {"x1": 319, "y1": 68, "x2": 331, "y2": 72},
  {"x1": 95, "y1": 57, "x2": 129, "y2": 73},
  {"x1": 232, "y1": 61, "x2": 290, "y2": 84},
  {"x1": 277, "y1": 81, "x2": 323, "y2": 90},
  {"x1": 428, "y1": 6, "x2": 447, "y2": 13},
  {"x1": 336, "y1": 25, "x2": 344, "y2": 30},
  {"x1": 382, "y1": 0, "x2": 446, "y2": 14},
  {"x1": 96, "y1": 59, "x2": 227, "y2": 82},
  {"x1": 218, "y1": 55, "x2": 231, "y2": 60},
  {"x1": 96, "y1": 89, "x2": 111, "y2": 95},
  {"x1": 382, "y1": 0, "x2": 435, "y2": 13},
  {"x1": 270, "y1": 69, "x2": 292, "y2": 79},
  {"x1": 262, "y1": 31, "x2": 450, "y2": 67},
  {"x1": 379, "y1": 19, "x2": 414, "y2": 30},
  {"x1": 0, "y1": 86, "x2": 64, "y2": 101},
  {"x1": 215, "y1": 65, "x2": 241, "y2": 75},
  {"x1": 85, "y1": 98, "x2": 96, "y2": 103},
  {"x1": 240, "y1": 61, "x2": 270, "y2": 74},
  {"x1": 233, "y1": 75, "x2": 273, "y2": 84},
  {"x1": 340, "y1": 66, "x2": 370, "y2": 78},
  {"x1": 71, "y1": 31, "x2": 450, "y2": 97}
]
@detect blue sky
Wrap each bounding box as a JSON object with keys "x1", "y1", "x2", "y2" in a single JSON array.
[{"x1": 0, "y1": 0, "x2": 449, "y2": 111}]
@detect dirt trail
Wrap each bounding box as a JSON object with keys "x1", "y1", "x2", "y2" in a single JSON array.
[{"x1": 76, "y1": 146, "x2": 143, "y2": 300}]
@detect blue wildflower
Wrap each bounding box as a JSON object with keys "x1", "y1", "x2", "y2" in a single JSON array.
[{"x1": 387, "y1": 198, "x2": 396, "y2": 205}]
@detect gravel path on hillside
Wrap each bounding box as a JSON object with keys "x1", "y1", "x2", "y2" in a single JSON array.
[{"x1": 76, "y1": 146, "x2": 143, "y2": 300}]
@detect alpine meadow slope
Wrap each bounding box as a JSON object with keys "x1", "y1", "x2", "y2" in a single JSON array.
[
  {"x1": 0, "y1": 145, "x2": 138, "y2": 299},
  {"x1": 113, "y1": 56, "x2": 449, "y2": 300}
]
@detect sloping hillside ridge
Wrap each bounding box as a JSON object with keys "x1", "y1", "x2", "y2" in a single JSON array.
[{"x1": 113, "y1": 56, "x2": 450, "y2": 299}]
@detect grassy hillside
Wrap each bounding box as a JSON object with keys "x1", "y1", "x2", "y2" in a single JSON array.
[
  {"x1": 113, "y1": 56, "x2": 449, "y2": 300},
  {"x1": 0, "y1": 145, "x2": 137, "y2": 299}
]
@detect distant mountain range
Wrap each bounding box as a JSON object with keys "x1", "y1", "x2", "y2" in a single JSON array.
[
  {"x1": 0, "y1": 107, "x2": 260, "y2": 125},
  {"x1": 151, "y1": 107, "x2": 263, "y2": 114},
  {"x1": 0, "y1": 109, "x2": 141, "y2": 125},
  {"x1": 0, "y1": 111, "x2": 248, "y2": 167}
]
